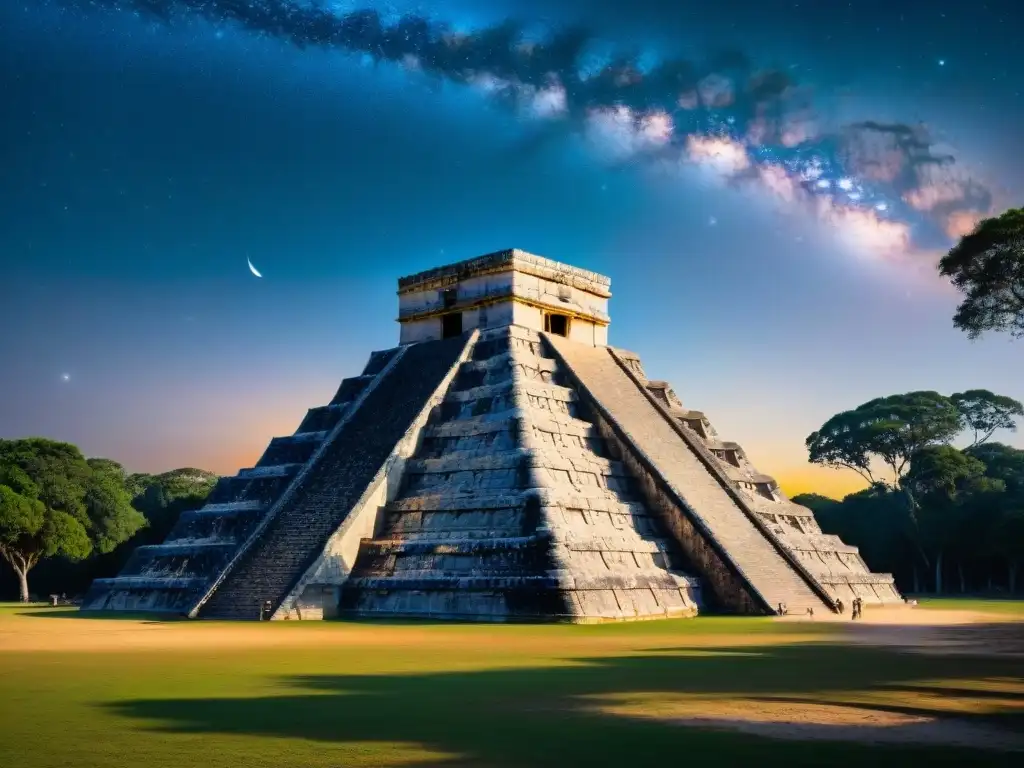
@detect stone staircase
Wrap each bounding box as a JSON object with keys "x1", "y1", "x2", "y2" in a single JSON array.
[
  {"x1": 197, "y1": 335, "x2": 472, "y2": 620},
  {"x1": 340, "y1": 326, "x2": 701, "y2": 621},
  {"x1": 80, "y1": 347, "x2": 401, "y2": 614},
  {"x1": 545, "y1": 334, "x2": 833, "y2": 615},
  {"x1": 638, "y1": 376, "x2": 901, "y2": 607}
]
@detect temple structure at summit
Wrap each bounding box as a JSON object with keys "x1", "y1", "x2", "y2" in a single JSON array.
[{"x1": 82, "y1": 249, "x2": 902, "y2": 620}]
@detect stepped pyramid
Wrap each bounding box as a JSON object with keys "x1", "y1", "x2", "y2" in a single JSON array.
[{"x1": 83, "y1": 249, "x2": 901, "y2": 620}]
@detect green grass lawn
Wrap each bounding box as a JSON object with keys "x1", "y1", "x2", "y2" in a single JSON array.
[{"x1": 1, "y1": 605, "x2": 1022, "y2": 768}]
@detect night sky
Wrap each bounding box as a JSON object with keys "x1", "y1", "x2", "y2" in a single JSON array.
[{"x1": 2, "y1": 0, "x2": 1022, "y2": 498}]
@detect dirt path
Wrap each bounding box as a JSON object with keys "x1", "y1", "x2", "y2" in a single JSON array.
[
  {"x1": 776, "y1": 605, "x2": 1024, "y2": 657},
  {"x1": 589, "y1": 691, "x2": 1024, "y2": 752}
]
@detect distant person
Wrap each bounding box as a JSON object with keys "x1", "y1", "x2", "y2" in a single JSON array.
[
  {"x1": 778, "y1": 602, "x2": 788, "y2": 616},
  {"x1": 807, "y1": 607, "x2": 814, "y2": 619},
  {"x1": 836, "y1": 599, "x2": 845, "y2": 615}
]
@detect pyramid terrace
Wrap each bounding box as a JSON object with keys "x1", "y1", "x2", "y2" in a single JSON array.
[{"x1": 83, "y1": 249, "x2": 901, "y2": 621}]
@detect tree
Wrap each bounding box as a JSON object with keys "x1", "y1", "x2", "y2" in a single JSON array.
[
  {"x1": 805, "y1": 392, "x2": 1019, "y2": 594},
  {"x1": 0, "y1": 485, "x2": 91, "y2": 601},
  {"x1": 938, "y1": 207, "x2": 1024, "y2": 339},
  {"x1": 84, "y1": 458, "x2": 147, "y2": 555},
  {"x1": 0, "y1": 439, "x2": 146, "y2": 599},
  {"x1": 789, "y1": 493, "x2": 840, "y2": 516},
  {"x1": 0, "y1": 438, "x2": 91, "y2": 521},
  {"x1": 967, "y1": 443, "x2": 1024, "y2": 591},
  {"x1": 806, "y1": 392, "x2": 963, "y2": 487},
  {"x1": 902, "y1": 445, "x2": 990, "y2": 593},
  {"x1": 800, "y1": 422, "x2": 1024, "y2": 596},
  {"x1": 127, "y1": 467, "x2": 217, "y2": 545},
  {"x1": 951, "y1": 390, "x2": 1024, "y2": 446},
  {"x1": 991, "y1": 506, "x2": 1024, "y2": 593},
  {"x1": 965, "y1": 442, "x2": 1024, "y2": 492}
]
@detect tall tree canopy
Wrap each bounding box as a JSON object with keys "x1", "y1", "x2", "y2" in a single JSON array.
[
  {"x1": 966, "y1": 442, "x2": 1024, "y2": 591},
  {"x1": 805, "y1": 391, "x2": 963, "y2": 486},
  {"x1": 938, "y1": 207, "x2": 1024, "y2": 339},
  {"x1": 124, "y1": 468, "x2": 218, "y2": 549},
  {"x1": 951, "y1": 390, "x2": 1024, "y2": 447},
  {"x1": 965, "y1": 442, "x2": 1024, "y2": 493},
  {"x1": 0, "y1": 438, "x2": 146, "y2": 601},
  {"x1": 806, "y1": 390, "x2": 1021, "y2": 487},
  {"x1": 0, "y1": 485, "x2": 91, "y2": 602},
  {"x1": 901, "y1": 445, "x2": 999, "y2": 592},
  {"x1": 84, "y1": 458, "x2": 147, "y2": 555}
]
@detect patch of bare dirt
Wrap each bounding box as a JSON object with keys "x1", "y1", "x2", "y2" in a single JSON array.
[
  {"x1": 844, "y1": 622, "x2": 1024, "y2": 658},
  {"x1": 586, "y1": 693, "x2": 1024, "y2": 751},
  {"x1": 777, "y1": 605, "x2": 1024, "y2": 657}
]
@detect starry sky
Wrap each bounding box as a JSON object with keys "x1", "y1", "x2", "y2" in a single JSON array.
[{"x1": 2, "y1": 0, "x2": 1022, "y2": 498}]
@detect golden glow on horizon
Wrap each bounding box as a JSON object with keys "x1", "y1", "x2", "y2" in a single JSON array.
[{"x1": 776, "y1": 465, "x2": 868, "y2": 500}]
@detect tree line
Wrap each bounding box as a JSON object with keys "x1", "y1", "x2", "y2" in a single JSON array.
[
  {"x1": 0, "y1": 438, "x2": 216, "y2": 601},
  {"x1": 794, "y1": 389, "x2": 1024, "y2": 595},
  {"x1": 2, "y1": 399, "x2": 1022, "y2": 600}
]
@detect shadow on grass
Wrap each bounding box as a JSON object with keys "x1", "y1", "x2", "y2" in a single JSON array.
[
  {"x1": 105, "y1": 641, "x2": 1024, "y2": 767},
  {"x1": 16, "y1": 608, "x2": 183, "y2": 622}
]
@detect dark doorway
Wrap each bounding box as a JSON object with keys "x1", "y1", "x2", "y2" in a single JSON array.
[
  {"x1": 441, "y1": 312, "x2": 463, "y2": 339},
  {"x1": 545, "y1": 313, "x2": 569, "y2": 337}
]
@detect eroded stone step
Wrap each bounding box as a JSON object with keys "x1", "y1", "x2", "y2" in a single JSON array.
[
  {"x1": 424, "y1": 410, "x2": 597, "y2": 438},
  {"x1": 459, "y1": 351, "x2": 558, "y2": 375},
  {"x1": 257, "y1": 432, "x2": 327, "y2": 467},
  {"x1": 296, "y1": 402, "x2": 351, "y2": 434},
  {"x1": 168, "y1": 505, "x2": 267, "y2": 543},
  {"x1": 387, "y1": 489, "x2": 651, "y2": 514},
  {"x1": 362, "y1": 348, "x2": 401, "y2": 376},
  {"x1": 119, "y1": 544, "x2": 237, "y2": 579},
  {"x1": 443, "y1": 378, "x2": 576, "y2": 404},
  {"x1": 363, "y1": 533, "x2": 680, "y2": 557},
  {"x1": 346, "y1": 571, "x2": 695, "y2": 591},
  {"x1": 88, "y1": 576, "x2": 207, "y2": 590},
  {"x1": 329, "y1": 374, "x2": 376, "y2": 406},
  {"x1": 405, "y1": 449, "x2": 629, "y2": 476},
  {"x1": 134, "y1": 541, "x2": 236, "y2": 555},
  {"x1": 190, "y1": 500, "x2": 267, "y2": 515},
  {"x1": 237, "y1": 463, "x2": 303, "y2": 479}
]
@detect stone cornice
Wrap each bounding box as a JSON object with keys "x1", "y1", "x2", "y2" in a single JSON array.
[
  {"x1": 397, "y1": 249, "x2": 612, "y2": 299},
  {"x1": 397, "y1": 292, "x2": 611, "y2": 326}
]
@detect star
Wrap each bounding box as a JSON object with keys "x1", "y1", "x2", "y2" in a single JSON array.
[
  {"x1": 61, "y1": 373, "x2": 70, "y2": 382},
  {"x1": 938, "y1": 59, "x2": 946, "y2": 67},
  {"x1": 708, "y1": 216, "x2": 718, "y2": 226}
]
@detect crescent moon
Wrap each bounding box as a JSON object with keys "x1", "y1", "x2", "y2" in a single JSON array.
[{"x1": 247, "y1": 257, "x2": 263, "y2": 278}]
